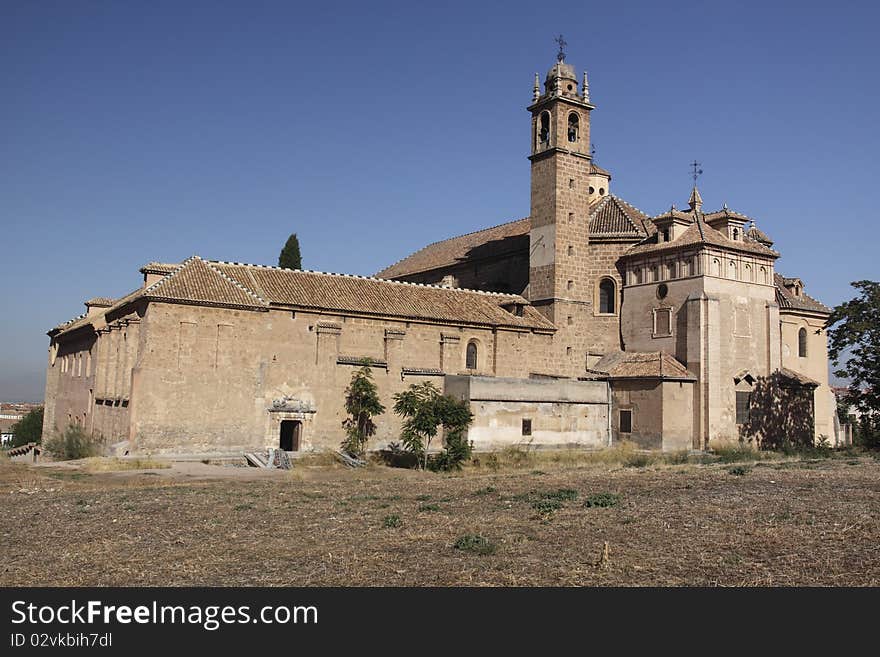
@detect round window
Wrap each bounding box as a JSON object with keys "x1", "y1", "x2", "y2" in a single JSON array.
[
  {"x1": 589, "y1": 186, "x2": 595, "y2": 194},
  {"x1": 657, "y1": 283, "x2": 669, "y2": 300},
  {"x1": 567, "y1": 84, "x2": 573, "y2": 91},
  {"x1": 599, "y1": 188, "x2": 605, "y2": 196}
]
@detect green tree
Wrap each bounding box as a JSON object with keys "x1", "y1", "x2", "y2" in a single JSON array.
[
  {"x1": 826, "y1": 280, "x2": 880, "y2": 449},
  {"x1": 278, "y1": 233, "x2": 302, "y2": 270},
  {"x1": 392, "y1": 382, "x2": 473, "y2": 470},
  {"x1": 9, "y1": 407, "x2": 44, "y2": 448},
  {"x1": 341, "y1": 361, "x2": 385, "y2": 457}
]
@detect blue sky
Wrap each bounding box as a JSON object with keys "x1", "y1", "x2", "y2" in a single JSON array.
[{"x1": 1, "y1": 0, "x2": 878, "y2": 401}]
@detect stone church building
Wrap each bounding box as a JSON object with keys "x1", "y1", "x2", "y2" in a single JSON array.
[{"x1": 42, "y1": 51, "x2": 837, "y2": 456}]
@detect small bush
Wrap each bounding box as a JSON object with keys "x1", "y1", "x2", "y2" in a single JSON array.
[
  {"x1": 712, "y1": 445, "x2": 762, "y2": 463},
  {"x1": 542, "y1": 488, "x2": 578, "y2": 501},
  {"x1": 44, "y1": 425, "x2": 104, "y2": 460},
  {"x1": 474, "y1": 486, "x2": 497, "y2": 495},
  {"x1": 418, "y1": 503, "x2": 441, "y2": 512},
  {"x1": 531, "y1": 499, "x2": 563, "y2": 513},
  {"x1": 383, "y1": 515, "x2": 402, "y2": 528},
  {"x1": 415, "y1": 494, "x2": 432, "y2": 501},
  {"x1": 583, "y1": 492, "x2": 621, "y2": 508},
  {"x1": 453, "y1": 534, "x2": 496, "y2": 555},
  {"x1": 663, "y1": 451, "x2": 691, "y2": 465},
  {"x1": 624, "y1": 452, "x2": 653, "y2": 468},
  {"x1": 727, "y1": 465, "x2": 751, "y2": 476}
]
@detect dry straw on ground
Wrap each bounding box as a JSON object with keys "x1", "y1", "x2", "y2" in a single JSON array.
[{"x1": 1, "y1": 448, "x2": 878, "y2": 586}]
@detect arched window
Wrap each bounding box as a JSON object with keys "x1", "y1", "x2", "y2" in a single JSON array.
[
  {"x1": 729, "y1": 261, "x2": 738, "y2": 279},
  {"x1": 598, "y1": 278, "x2": 616, "y2": 314},
  {"x1": 798, "y1": 328, "x2": 807, "y2": 358},
  {"x1": 760, "y1": 266, "x2": 768, "y2": 284},
  {"x1": 466, "y1": 341, "x2": 478, "y2": 370},
  {"x1": 538, "y1": 111, "x2": 551, "y2": 146},
  {"x1": 732, "y1": 228, "x2": 739, "y2": 241},
  {"x1": 567, "y1": 112, "x2": 579, "y2": 142},
  {"x1": 712, "y1": 258, "x2": 722, "y2": 277}
]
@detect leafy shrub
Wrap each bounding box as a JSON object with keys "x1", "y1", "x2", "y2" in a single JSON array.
[
  {"x1": 44, "y1": 425, "x2": 104, "y2": 460},
  {"x1": 383, "y1": 515, "x2": 402, "y2": 528},
  {"x1": 8, "y1": 407, "x2": 43, "y2": 447},
  {"x1": 727, "y1": 465, "x2": 751, "y2": 476},
  {"x1": 392, "y1": 382, "x2": 474, "y2": 471},
  {"x1": 418, "y1": 503, "x2": 440, "y2": 512},
  {"x1": 340, "y1": 362, "x2": 385, "y2": 457},
  {"x1": 531, "y1": 499, "x2": 563, "y2": 513},
  {"x1": 583, "y1": 492, "x2": 621, "y2": 508},
  {"x1": 542, "y1": 488, "x2": 578, "y2": 501},
  {"x1": 453, "y1": 534, "x2": 496, "y2": 555}
]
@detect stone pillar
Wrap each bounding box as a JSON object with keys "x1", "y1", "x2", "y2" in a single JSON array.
[
  {"x1": 766, "y1": 302, "x2": 781, "y2": 374},
  {"x1": 440, "y1": 333, "x2": 461, "y2": 373},
  {"x1": 384, "y1": 329, "x2": 405, "y2": 378}
]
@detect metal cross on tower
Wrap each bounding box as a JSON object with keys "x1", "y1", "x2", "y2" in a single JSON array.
[
  {"x1": 690, "y1": 160, "x2": 703, "y2": 182},
  {"x1": 555, "y1": 34, "x2": 567, "y2": 62}
]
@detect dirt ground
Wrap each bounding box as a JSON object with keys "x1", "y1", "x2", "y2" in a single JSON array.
[{"x1": 2, "y1": 453, "x2": 879, "y2": 586}]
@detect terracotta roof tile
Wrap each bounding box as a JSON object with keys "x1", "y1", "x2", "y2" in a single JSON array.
[
  {"x1": 588, "y1": 195, "x2": 650, "y2": 237},
  {"x1": 624, "y1": 212, "x2": 779, "y2": 259},
  {"x1": 84, "y1": 297, "x2": 115, "y2": 307},
  {"x1": 54, "y1": 256, "x2": 556, "y2": 335},
  {"x1": 376, "y1": 218, "x2": 530, "y2": 279},
  {"x1": 377, "y1": 193, "x2": 650, "y2": 279},
  {"x1": 213, "y1": 262, "x2": 554, "y2": 330},
  {"x1": 774, "y1": 273, "x2": 830, "y2": 314},
  {"x1": 144, "y1": 257, "x2": 269, "y2": 309},
  {"x1": 590, "y1": 351, "x2": 695, "y2": 380},
  {"x1": 779, "y1": 367, "x2": 820, "y2": 387}
]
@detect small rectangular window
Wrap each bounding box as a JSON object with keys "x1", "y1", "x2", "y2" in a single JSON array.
[
  {"x1": 736, "y1": 391, "x2": 751, "y2": 425},
  {"x1": 522, "y1": 419, "x2": 532, "y2": 436},
  {"x1": 619, "y1": 410, "x2": 632, "y2": 434},
  {"x1": 653, "y1": 308, "x2": 672, "y2": 337}
]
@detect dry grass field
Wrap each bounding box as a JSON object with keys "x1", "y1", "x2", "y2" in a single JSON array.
[{"x1": 2, "y1": 448, "x2": 879, "y2": 586}]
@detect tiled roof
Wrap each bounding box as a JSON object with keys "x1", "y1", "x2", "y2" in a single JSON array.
[
  {"x1": 144, "y1": 257, "x2": 269, "y2": 310},
  {"x1": 376, "y1": 218, "x2": 530, "y2": 279},
  {"x1": 212, "y1": 261, "x2": 554, "y2": 330},
  {"x1": 377, "y1": 194, "x2": 650, "y2": 279},
  {"x1": 589, "y1": 195, "x2": 650, "y2": 237},
  {"x1": 139, "y1": 262, "x2": 177, "y2": 276},
  {"x1": 747, "y1": 224, "x2": 774, "y2": 246},
  {"x1": 704, "y1": 207, "x2": 753, "y2": 223},
  {"x1": 53, "y1": 256, "x2": 556, "y2": 336},
  {"x1": 590, "y1": 351, "x2": 696, "y2": 380},
  {"x1": 774, "y1": 273, "x2": 831, "y2": 314},
  {"x1": 779, "y1": 367, "x2": 820, "y2": 387},
  {"x1": 50, "y1": 286, "x2": 145, "y2": 336},
  {"x1": 624, "y1": 211, "x2": 779, "y2": 259},
  {"x1": 589, "y1": 162, "x2": 611, "y2": 177},
  {"x1": 84, "y1": 297, "x2": 115, "y2": 307}
]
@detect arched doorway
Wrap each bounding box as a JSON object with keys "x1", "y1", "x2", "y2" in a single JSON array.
[{"x1": 280, "y1": 420, "x2": 301, "y2": 451}]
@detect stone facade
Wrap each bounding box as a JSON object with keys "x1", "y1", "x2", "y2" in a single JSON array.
[{"x1": 42, "y1": 51, "x2": 836, "y2": 455}]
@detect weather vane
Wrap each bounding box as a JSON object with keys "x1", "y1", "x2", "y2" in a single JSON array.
[
  {"x1": 690, "y1": 160, "x2": 703, "y2": 183},
  {"x1": 555, "y1": 34, "x2": 567, "y2": 62}
]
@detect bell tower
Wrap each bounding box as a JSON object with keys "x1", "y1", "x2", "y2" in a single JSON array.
[{"x1": 527, "y1": 43, "x2": 595, "y2": 373}]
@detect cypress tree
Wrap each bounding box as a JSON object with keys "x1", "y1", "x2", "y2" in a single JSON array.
[{"x1": 278, "y1": 233, "x2": 302, "y2": 270}]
